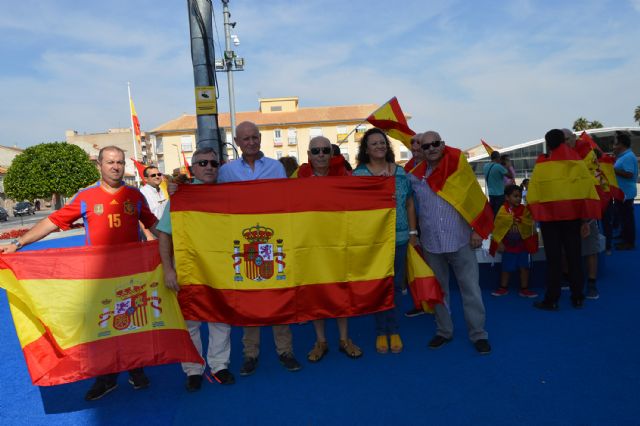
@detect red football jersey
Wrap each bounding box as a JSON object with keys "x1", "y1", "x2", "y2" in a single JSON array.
[{"x1": 49, "y1": 182, "x2": 157, "y2": 246}]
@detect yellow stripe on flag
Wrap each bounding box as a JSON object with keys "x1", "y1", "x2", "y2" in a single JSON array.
[{"x1": 527, "y1": 160, "x2": 599, "y2": 203}]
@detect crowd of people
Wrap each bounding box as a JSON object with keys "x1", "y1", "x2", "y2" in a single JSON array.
[{"x1": 0, "y1": 121, "x2": 637, "y2": 401}]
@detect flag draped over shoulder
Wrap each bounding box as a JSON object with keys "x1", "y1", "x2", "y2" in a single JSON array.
[
  {"x1": 291, "y1": 155, "x2": 349, "y2": 178},
  {"x1": 489, "y1": 203, "x2": 538, "y2": 256},
  {"x1": 527, "y1": 143, "x2": 601, "y2": 221},
  {"x1": 406, "y1": 245, "x2": 443, "y2": 313},
  {"x1": 574, "y1": 132, "x2": 621, "y2": 211},
  {"x1": 598, "y1": 154, "x2": 625, "y2": 202},
  {"x1": 170, "y1": 177, "x2": 397, "y2": 326},
  {"x1": 410, "y1": 146, "x2": 494, "y2": 238},
  {"x1": 366, "y1": 97, "x2": 416, "y2": 148},
  {"x1": 0, "y1": 241, "x2": 202, "y2": 386}
]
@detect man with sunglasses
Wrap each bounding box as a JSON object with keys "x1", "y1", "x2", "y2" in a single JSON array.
[
  {"x1": 217, "y1": 121, "x2": 302, "y2": 377},
  {"x1": 140, "y1": 166, "x2": 168, "y2": 221},
  {"x1": 1, "y1": 145, "x2": 159, "y2": 400},
  {"x1": 408, "y1": 131, "x2": 491, "y2": 355},
  {"x1": 157, "y1": 147, "x2": 234, "y2": 392}
]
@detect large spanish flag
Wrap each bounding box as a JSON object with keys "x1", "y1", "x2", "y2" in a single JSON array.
[
  {"x1": 366, "y1": 97, "x2": 416, "y2": 148},
  {"x1": 406, "y1": 245, "x2": 443, "y2": 314},
  {"x1": 489, "y1": 203, "x2": 538, "y2": 257},
  {"x1": 527, "y1": 143, "x2": 601, "y2": 221},
  {"x1": 171, "y1": 177, "x2": 396, "y2": 325},
  {"x1": 410, "y1": 146, "x2": 494, "y2": 239},
  {"x1": 598, "y1": 154, "x2": 625, "y2": 202},
  {"x1": 0, "y1": 241, "x2": 202, "y2": 386}
]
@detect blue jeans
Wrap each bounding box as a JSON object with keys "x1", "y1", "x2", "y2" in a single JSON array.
[{"x1": 375, "y1": 243, "x2": 407, "y2": 335}]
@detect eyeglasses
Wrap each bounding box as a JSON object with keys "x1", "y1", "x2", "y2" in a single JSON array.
[
  {"x1": 147, "y1": 173, "x2": 161, "y2": 178},
  {"x1": 195, "y1": 159, "x2": 220, "y2": 168},
  {"x1": 310, "y1": 147, "x2": 332, "y2": 155},
  {"x1": 421, "y1": 140, "x2": 444, "y2": 150}
]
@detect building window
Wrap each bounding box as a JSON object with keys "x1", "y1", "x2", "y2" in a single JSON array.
[
  {"x1": 336, "y1": 125, "x2": 348, "y2": 143},
  {"x1": 309, "y1": 128, "x2": 323, "y2": 138},
  {"x1": 275, "y1": 150, "x2": 283, "y2": 159},
  {"x1": 400, "y1": 145, "x2": 410, "y2": 160},
  {"x1": 155, "y1": 136, "x2": 163, "y2": 154},
  {"x1": 274, "y1": 129, "x2": 283, "y2": 146},
  {"x1": 355, "y1": 124, "x2": 367, "y2": 143},
  {"x1": 340, "y1": 147, "x2": 349, "y2": 162},
  {"x1": 270, "y1": 106, "x2": 282, "y2": 112},
  {"x1": 288, "y1": 151, "x2": 298, "y2": 161},
  {"x1": 181, "y1": 136, "x2": 193, "y2": 152},
  {"x1": 226, "y1": 132, "x2": 232, "y2": 143},
  {"x1": 288, "y1": 128, "x2": 297, "y2": 145}
]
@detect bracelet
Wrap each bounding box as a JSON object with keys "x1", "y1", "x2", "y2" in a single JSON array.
[
  {"x1": 11, "y1": 239, "x2": 23, "y2": 249},
  {"x1": 408, "y1": 230, "x2": 418, "y2": 236}
]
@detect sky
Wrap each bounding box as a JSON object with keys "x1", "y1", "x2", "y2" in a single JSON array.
[{"x1": 1, "y1": 0, "x2": 639, "y2": 150}]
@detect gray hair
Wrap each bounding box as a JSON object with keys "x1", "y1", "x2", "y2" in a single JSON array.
[{"x1": 191, "y1": 147, "x2": 218, "y2": 165}]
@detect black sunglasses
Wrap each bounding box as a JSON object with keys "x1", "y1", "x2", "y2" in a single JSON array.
[
  {"x1": 421, "y1": 140, "x2": 444, "y2": 150},
  {"x1": 147, "y1": 173, "x2": 161, "y2": 178},
  {"x1": 195, "y1": 159, "x2": 220, "y2": 168},
  {"x1": 310, "y1": 147, "x2": 332, "y2": 155}
]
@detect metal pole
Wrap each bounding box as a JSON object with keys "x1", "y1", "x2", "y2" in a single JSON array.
[
  {"x1": 222, "y1": 0, "x2": 239, "y2": 155},
  {"x1": 187, "y1": 0, "x2": 223, "y2": 158}
]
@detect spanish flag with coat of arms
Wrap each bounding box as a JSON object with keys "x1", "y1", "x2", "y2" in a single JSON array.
[
  {"x1": 410, "y1": 146, "x2": 494, "y2": 239},
  {"x1": 170, "y1": 176, "x2": 397, "y2": 325},
  {"x1": 0, "y1": 241, "x2": 202, "y2": 386}
]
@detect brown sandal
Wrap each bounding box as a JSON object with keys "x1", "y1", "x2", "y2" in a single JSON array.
[
  {"x1": 339, "y1": 339, "x2": 363, "y2": 359},
  {"x1": 307, "y1": 341, "x2": 329, "y2": 362}
]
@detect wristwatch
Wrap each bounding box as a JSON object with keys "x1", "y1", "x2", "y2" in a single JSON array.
[
  {"x1": 408, "y1": 230, "x2": 419, "y2": 236},
  {"x1": 11, "y1": 239, "x2": 23, "y2": 249}
]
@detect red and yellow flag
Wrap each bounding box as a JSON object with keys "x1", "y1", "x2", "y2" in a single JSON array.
[
  {"x1": 182, "y1": 151, "x2": 192, "y2": 179},
  {"x1": 598, "y1": 154, "x2": 624, "y2": 202},
  {"x1": 481, "y1": 139, "x2": 495, "y2": 156},
  {"x1": 406, "y1": 245, "x2": 443, "y2": 313},
  {"x1": 489, "y1": 203, "x2": 538, "y2": 256},
  {"x1": 366, "y1": 97, "x2": 416, "y2": 148},
  {"x1": 527, "y1": 143, "x2": 601, "y2": 221},
  {"x1": 0, "y1": 241, "x2": 202, "y2": 386},
  {"x1": 291, "y1": 155, "x2": 350, "y2": 178},
  {"x1": 170, "y1": 177, "x2": 396, "y2": 325},
  {"x1": 410, "y1": 146, "x2": 494, "y2": 239},
  {"x1": 130, "y1": 98, "x2": 142, "y2": 150},
  {"x1": 131, "y1": 157, "x2": 148, "y2": 183}
]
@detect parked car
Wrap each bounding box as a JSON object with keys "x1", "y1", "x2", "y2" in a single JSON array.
[
  {"x1": 13, "y1": 202, "x2": 35, "y2": 217},
  {"x1": 0, "y1": 207, "x2": 8, "y2": 222}
]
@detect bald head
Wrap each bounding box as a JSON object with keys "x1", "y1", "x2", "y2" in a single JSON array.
[
  {"x1": 234, "y1": 121, "x2": 261, "y2": 157},
  {"x1": 561, "y1": 128, "x2": 576, "y2": 148}
]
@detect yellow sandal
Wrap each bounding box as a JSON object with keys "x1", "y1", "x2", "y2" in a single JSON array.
[
  {"x1": 307, "y1": 341, "x2": 329, "y2": 362},
  {"x1": 376, "y1": 335, "x2": 389, "y2": 354},
  {"x1": 339, "y1": 339, "x2": 363, "y2": 359},
  {"x1": 390, "y1": 334, "x2": 403, "y2": 353}
]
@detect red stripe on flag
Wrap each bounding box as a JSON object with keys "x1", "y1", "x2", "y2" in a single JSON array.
[
  {"x1": 177, "y1": 278, "x2": 395, "y2": 326},
  {"x1": 23, "y1": 329, "x2": 202, "y2": 386},
  {"x1": 171, "y1": 176, "x2": 396, "y2": 214},
  {"x1": 529, "y1": 198, "x2": 602, "y2": 222},
  {"x1": 469, "y1": 202, "x2": 495, "y2": 240},
  {"x1": 0, "y1": 241, "x2": 161, "y2": 280}
]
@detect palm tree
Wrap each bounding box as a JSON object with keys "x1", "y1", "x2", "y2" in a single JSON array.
[
  {"x1": 589, "y1": 120, "x2": 603, "y2": 129},
  {"x1": 573, "y1": 117, "x2": 590, "y2": 131},
  {"x1": 634, "y1": 105, "x2": 640, "y2": 125}
]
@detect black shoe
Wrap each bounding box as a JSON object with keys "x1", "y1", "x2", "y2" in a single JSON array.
[
  {"x1": 279, "y1": 353, "x2": 302, "y2": 372},
  {"x1": 185, "y1": 375, "x2": 203, "y2": 392},
  {"x1": 428, "y1": 335, "x2": 452, "y2": 349},
  {"x1": 533, "y1": 300, "x2": 559, "y2": 311},
  {"x1": 404, "y1": 307, "x2": 425, "y2": 318},
  {"x1": 240, "y1": 357, "x2": 258, "y2": 376},
  {"x1": 615, "y1": 242, "x2": 635, "y2": 251},
  {"x1": 474, "y1": 339, "x2": 491, "y2": 355},
  {"x1": 128, "y1": 369, "x2": 150, "y2": 390},
  {"x1": 212, "y1": 368, "x2": 235, "y2": 385},
  {"x1": 85, "y1": 378, "x2": 118, "y2": 401},
  {"x1": 572, "y1": 298, "x2": 584, "y2": 309}
]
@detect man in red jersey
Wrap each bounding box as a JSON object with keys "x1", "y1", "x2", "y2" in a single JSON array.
[{"x1": 1, "y1": 145, "x2": 158, "y2": 401}]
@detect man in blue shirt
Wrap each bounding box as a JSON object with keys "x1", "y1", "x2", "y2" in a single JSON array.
[
  {"x1": 483, "y1": 151, "x2": 513, "y2": 215},
  {"x1": 613, "y1": 131, "x2": 638, "y2": 250},
  {"x1": 218, "y1": 121, "x2": 301, "y2": 376}
]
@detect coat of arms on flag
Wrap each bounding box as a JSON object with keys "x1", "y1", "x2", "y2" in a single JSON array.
[
  {"x1": 232, "y1": 223, "x2": 286, "y2": 282},
  {"x1": 98, "y1": 280, "x2": 163, "y2": 335}
]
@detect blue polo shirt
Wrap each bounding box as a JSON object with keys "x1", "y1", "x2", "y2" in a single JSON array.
[
  {"x1": 483, "y1": 162, "x2": 508, "y2": 196},
  {"x1": 218, "y1": 152, "x2": 286, "y2": 183},
  {"x1": 615, "y1": 148, "x2": 638, "y2": 200}
]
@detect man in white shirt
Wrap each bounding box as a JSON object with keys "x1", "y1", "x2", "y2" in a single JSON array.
[{"x1": 140, "y1": 166, "x2": 168, "y2": 220}]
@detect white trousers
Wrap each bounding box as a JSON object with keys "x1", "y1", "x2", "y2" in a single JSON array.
[{"x1": 181, "y1": 320, "x2": 231, "y2": 375}]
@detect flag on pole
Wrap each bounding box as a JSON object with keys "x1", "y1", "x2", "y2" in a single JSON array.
[
  {"x1": 131, "y1": 157, "x2": 148, "y2": 184},
  {"x1": 130, "y1": 98, "x2": 142, "y2": 152},
  {"x1": 182, "y1": 151, "x2": 192, "y2": 179},
  {"x1": 481, "y1": 139, "x2": 495, "y2": 156},
  {"x1": 406, "y1": 245, "x2": 443, "y2": 314},
  {"x1": 0, "y1": 241, "x2": 202, "y2": 386},
  {"x1": 410, "y1": 146, "x2": 494, "y2": 239},
  {"x1": 170, "y1": 177, "x2": 396, "y2": 325},
  {"x1": 366, "y1": 97, "x2": 416, "y2": 148}
]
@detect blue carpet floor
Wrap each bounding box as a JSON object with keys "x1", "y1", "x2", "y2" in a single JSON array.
[{"x1": 1, "y1": 208, "x2": 639, "y2": 425}]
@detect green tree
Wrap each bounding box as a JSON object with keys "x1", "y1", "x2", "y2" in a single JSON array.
[
  {"x1": 573, "y1": 117, "x2": 604, "y2": 131},
  {"x1": 634, "y1": 105, "x2": 640, "y2": 125},
  {"x1": 4, "y1": 142, "x2": 100, "y2": 208}
]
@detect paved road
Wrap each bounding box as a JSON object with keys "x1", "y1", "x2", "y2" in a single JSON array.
[{"x1": 0, "y1": 210, "x2": 50, "y2": 232}]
